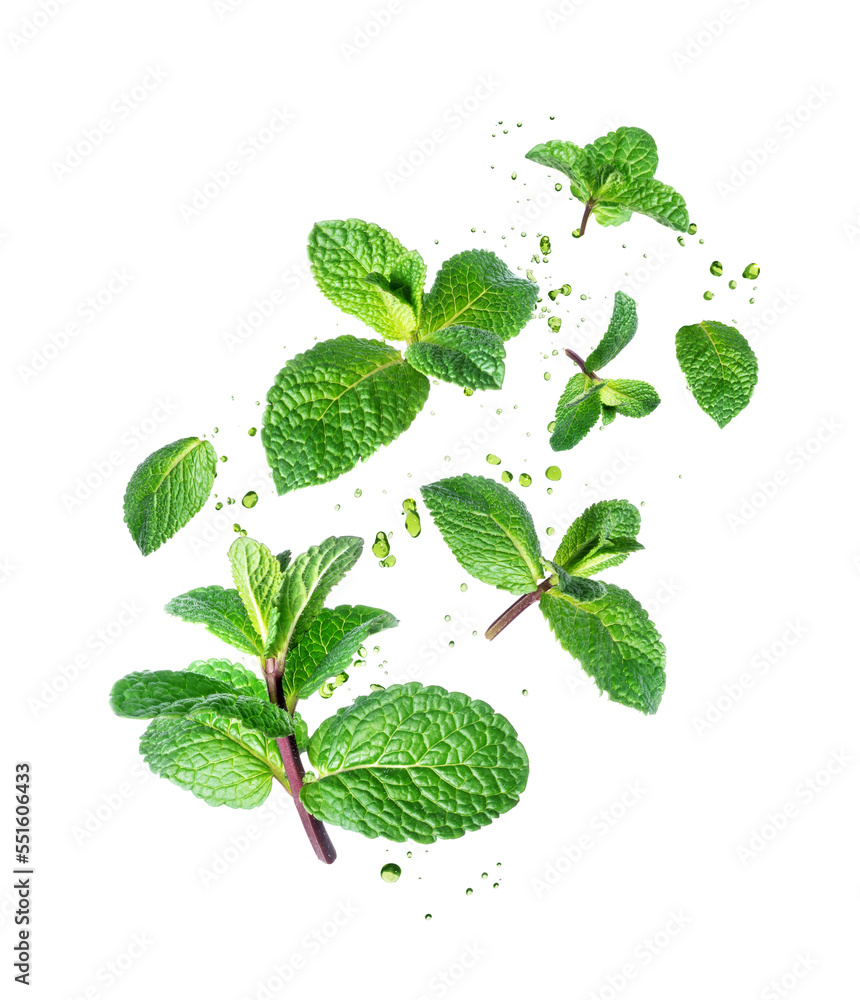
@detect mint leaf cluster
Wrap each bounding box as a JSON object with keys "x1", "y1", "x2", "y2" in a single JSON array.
[
  {"x1": 261, "y1": 219, "x2": 538, "y2": 494},
  {"x1": 421, "y1": 475, "x2": 665, "y2": 715},
  {"x1": 525, "y1": 126, "x2": 689, "y2": 236},
  {"x1": 110, "y1": 533, "x2": 528, "y2": 862},
  {"x1": 551, "y1": 291, "x2": 660, "y2": 451}
]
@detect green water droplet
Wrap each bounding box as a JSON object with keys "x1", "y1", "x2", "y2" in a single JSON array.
[
  {"x1": 522, "y1": 689, "x2": 528, "y2": 696},
  {"x1": 545, "y1": 465, "x2": 562, "y2": 481},
  {"x1": 493, "y1": 882, "x2": 499, "y2": 889},
  {"x1": 370, "y1": 683, "x2": 385, "y2": 692},
  {"x1": 703, "y1": 290, "x2": 714, "y2": 300},
  {"x1": 749, "y1": 297, "x2": 755, "y2": 304},
  {"x1": 406, "y1": 851, "x2": 412, "y2": 858},
  {"x1": 554, "y1": 182, "x2": 563, "y2": 191},
  {"x1": 561, "y1": 284, "x2": 571, "y2": 296},
  {"x1": 510, "y1": 171, "x2": 517, "y2": 180},
  {"x1": 372, "y1": 531, "x2": 390, "y2": 558},
  {"x1": 213, "y1": 427, "x2": 219, "y2": 433},
  {"x1": 354, "y1": 488, "x2": 362, "y2": 498},
  {"x1": 677, "y1": 236, "x2": 685, "y2": 246},
  {"x1": 539, "y1": 235, "x2": 551, "y2": 254},
  {"x1": 518, "y1": 473, "x2": 532, "y2": 487},
  {"x1": 463, "y1": 386, "x2": 474, "y2": 396},
  {"x1": 460, "y1": 583, "x2": 468, "y2": 592},
  {"x1": 546, "y1": 526, "x2": 555, "y2": 535},
  {"x1": 486, "y1": 454, "x2": 501, "y2": 465},
  {"x1": 241, "y1": 491, "x2": 258, "y2": 508},
  {"x1": 546, "y1": 487, "x2": 553, "y2": 495},
  {"x1": 548, "y1": 287, "x2": 559, "y2": 301},
  {"x1": 353, "y1": 659, "x2": 365, "y2": 669},
  {"x1": 380, "y1": 863, "x2": 401, "y2": 883},
  {"x1": 319, "y1": 682, "x2": 335, "y2": 699},
  {"x1": 380, "y1": 555, "x2": 396, "y2": 568},
  {"x1": 548, "y1": 316, "x2": 561, "y2": 333},
  {"x1": 729, "y1": 279, "x2": 737, "y2": 289},
  {"x1": 219, "y1": 455, "x2": 228, "y2": 463},
  {"x1": 334, "y1": 503, "x2": 341, "y2": 511},
  {"x1": 481, "y1": 872, "x2": 488, "y2": 880},
  {"x1": 543, "y1": 371, "x2": 551, "y2": 381},
  {"x1": 335, "y1": 671, "x2": 349, "y2": 687},
  {"x1": 742, "y1": 263, "x2": 760, "y2": 280},
  {"x1": 501, "y1": 471, "x2": 513, "y2": 483},
  {"x1": 403, "y1": 498, "x2": 421, "y2": 537},
  {"x1": 572, "y1": 228, "x2": 581, "y2": 238},
  {"x1": 248, "y1": 427, "x2": 257, "y2": 436},
  {"x1": 547, "y1": 420, "x2": 556, "y2": 432},
  {"x1": 215, "y1": 501, "x2": 223, "y2": 510},
  {"x1": 687, "y1": 223, "x2": 697, "y2": 235},
  {"x1": 465, "y1": 887, "x2": 473, "y2": 896},
  {"x1": 444, "y1": 614, "x2": 452, "y2": 622},
  {"x1": 580, "y1": 293, "x2": 587, "y2": 301},
  {"x1": 710, "y1": 260, "x2": 723, "y2": 277},
  {"x1": 424, "y1": 914, "x2": 432, "y2": 920}
]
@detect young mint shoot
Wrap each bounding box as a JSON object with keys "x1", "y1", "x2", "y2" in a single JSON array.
[
  {"x1": 261, "y1": 219, "x2": 539, "y2": 494},
  {"x1": 525, "y1": 126, "x2": 689, "y2": 237},
  {"x1": 421, "y1": 476, "x2": 666, "y2": 714},
  {"x1": 109, "y1": 534, "x2": 529, "y2": 863}
]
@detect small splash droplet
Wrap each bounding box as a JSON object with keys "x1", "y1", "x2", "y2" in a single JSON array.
[
  {"x1": 548, "y1": 316, "x2": 562, "y2": 333},
  {"x1": 319, "y1": 681, "x2": 335, "y2": 699},
  {"x1": 372, "y1": 531, "x2": 390, "y2": 558},
  {"x1": 460, "y1": 583, "x2": 468, "y2": 592},
  {"x1": 463, "y1": 386, "x2": 474, "y2": 396},
  {"x1": 406, "y1": 851, "x2": 412, "y2": 858},
  {"x1": 219, "y1": 455, "x2": 228, "y2": 463},
  {"x1": 465, "y1": 887, "x2": 473, "y2": 896},
  {"x1": 729, "y1": 279, "x2": 737, "y2": 289},
  {"x1": 687, "y1": 223, "x2": 697, "y2": 235},
  {"x1": 493, "y1": 883, "x2": 499, "y2": 889},
  {"x1": 481, "y1": 872, "x2": 488, "y2": 880},
  {"x1": 486, "y1": 454, "x2": 501, "y2": 465},
  {"x1": 403, "y1": 499, "x2": 421, "y2": 537},
  {"x1": 710, "y1": 260, "x2": 723, "y2": 277},
  {"x1": 545, "y1": 465, "x2": 561, "y2": 481},
  {"x1": 749, "y1": 297, "x2": 755, "y2": 304},
  {"x1": 380, "y1": 863, "x2": 401, "y2": 883},
  {"x1": 522, "y1": 689, "x2": 528, "y2": 696},
  {"x1": 539, "y1": 235, "x2": 551, "y2": 254},
  {"x1": 518, "y1": 473, "x2": 532, "y2": 487},
  {"x1": 572, "y1": 228, "x2": 581, "y2": 238},
  {"x1": 379, "y1": 555, "x2": 397, "y2": 568},
  {"x1": 743, "y1": 263, "x2": 760, "y2": 280},
  {"x1": 354, "y1": 488, "x2": 362, "y2": 498},
  {"x1": 241, "y1": 491, "x2": 258, "y2": 508},
  {"x1": 334, "y1": 503, "x2": 341, "y2": 511},
  {"x1": 703, "y1": 290, "x2": 714, "y2": 300},
  {"x1": 547, "y1": 420, "x2": 556, "y2": 432},
  {"x1": 215, "y1": 501, "x2": 223, "y2": 510},
  {"x1": 546, "y1": 526, "x2": 555, "y2": 535},
  {"x1": 424, "y1": 914, "x2": 432, "y2": 921},
  {"x1": 370, "y1": 683, "x2": 385, "y2": 692},
  {"x1": 543, "y1": 371, "x2": 551, "y2": 381},
  {"x1": 248, "y1": 427, "x2": 257, "y2": 436},
  {"x1": 677, "y1": 236, "x2": 685, "y2": 246},
  {"x1": 554, "y1": 182, "x2": 563, "y2": 191},
  {"x1": 561, "y1": 284, "x2": 571, "y2": 296},
  {"x1": 510, "y1": 171, "x2": 517, "y2": 180},
  {"x1": 501, "y1": 471, "x2": 513, "y2": 483}
]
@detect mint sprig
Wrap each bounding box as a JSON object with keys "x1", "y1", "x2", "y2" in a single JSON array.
[
  {"x1": 422, "y1": 478, "x2": 666, "y2": 715},
  {"x1": 525, "y1": 126, "x2": 689, "y2": 237},
  {"x1": 110, "y1": 534, "x2": 528, "y2": 862},
  {"x1": 262, "y1": 219, "x2": 538, "y2": 494},
  {"x1": 551, "y1": 292, "x2": 661, "y2": 451}
]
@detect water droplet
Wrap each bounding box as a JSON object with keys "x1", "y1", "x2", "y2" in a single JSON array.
[
  {"x1": 493, "y1": 882, "x2": 499, "y2": 889},
  {"x1": 522, "y1": 689, "x2": 528, "y2": 696},
  {"x1": 501, "y1": 471, "x2": 513, "y2": 483},
  {"x1": 546, "y1": 526, "x2": 555, "y2": 535},
  {"x1": 481, "y1": 872, "x2": 488, "y2": 880},
  {"x1": 548, "y1": 288, "x2": 559, "y2": 301},
  {"x1": 406, "y1": 851, "x2": 412, "y2": 858},
  {"x1": 510, "y1": 171, "x2": 517, "y2": 180},
  {"x1": 710, "y1": 260, "x2": 723, "y2": 277},
  {"x1": 379, "y1": 555, "x2": 397, "y2": 568},
  {"x1": 403, "y1": 499, "x2": 421, "y2": 537},
  {"x1": 518, "y1": 473, "x2": 532, "y2": 487},
  {"x1": 561, "y1": 284, "x2": 571, "y2": 296},
  {"x1": 729, "y1": 279, "x2": 737, "y2": 289},
  {"x1": 213, "y1": 427, "x2": 219, "y2": 434},
  {"x1": 370, "y1": 683, "x2": 385, "y2": 692},
  {"x1": 380, "y1": 863, "x2": 401, "y2": 883},
  {"x1": 543, "y1": 371, "x2": 551, "y2": 381},
  {"x1": 424, "y1": 914, "x2": 432, "y2": 920},
  {"x1": 372, "y1": 531, "x2": 390, "y2": 558},
  {"x1": 687, "y1": 223, "x2": 697, "y2": 235},
  {"x1": 465, "y1": 887, "x2": 473, "y2": 896},
  {"x1": 743, "y1": 263, "x2": 760, "y2": 280},
  {"x1": 354, "y1": 488, "x2": 362, "y2": 498},
  {"x1": 486, "y1": 454, "x2": 501, "y2": 465},
  {"x1": 334, "y1": 503, "x2": 341, "y2": 511},
  {"x1": 546, "y1": 487, "x2": 553, "y2": 495},
  {"x1": 545, "y1": 465, "x2": 562, "y2": 481},
  {"x1": 460, "y1": 583, "x2": 468, "y2": 592},
  {"x1": 703, "y1": 290, "x2": 714, "y2": 300},
  {"x1": 579, "y1": 293, "x2": 587, "y2": 301},
  {"x1": 548, "y1": 316, "x2": 562, "y2": 333},
  {"x1": 572, "y1": 228, "x2": 581, "y2": 238},
  {"x1": 334, "y1": 671, "x2": 348, "y2": 687},
  {"x1": 463, "y1": 386, "x2": 474, "y2": 396},
  {"x1": 677, "y1": 236, "x2": 685, "y2": 246},
  {"x1": 353, "y1": 659, "x2": 365, "y2": 669},
  {"x1": 554, "y1": 182, "x2": 563, "y2": 191},
  {"x1": 539, "y1": 235, "x2": 551, "y2": 254},
  {"x1": 248, "y1": 427, "x2": 257, "y2": 436},
  {"x1": 749, "y1": 297, "x2": 755, "y2": 304},
  {"x1": 319, "y1": 682, "x2": 335, "y2": 699},
  {"x1": 214, "y1": 501, "x2": 223, "y2": 510},
  {"x1": 219, "y1": 455, "x2": 228, "y2": 463},
  {"x1": 241, "y1": 491, "x2": 258, "y2": 508},
  {"x1": 547, "y1": 420, "x2": 556, "y2": 432}
]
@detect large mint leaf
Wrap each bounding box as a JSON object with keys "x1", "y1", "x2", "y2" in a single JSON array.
[
  {"x1": 405, "y1": 326, "x2": 505, "y2": 390},
  {"x1": 228, "y1": 537, "x2": 284, "y2": 647},
  {"x1": 540, "y1": 583, "x2": 665, "y2": 714},
  {"x1": 421, "y1": 474, "x2": 543, "y2": 594},
  {"x1": 262, "y1": 336, "x2": 430, "y2": 494},
  {"x1": 523, "y1": 139, "x2": 593, "y2": 203},
  {"x1": 164, "y1": 586, "x2": 263, "y2": 656},
  {"x1": 109, "y1": 669, "x2": 295, "y2": 737},
  {"x1": 140, "y1": 713, "x2": 288, "y2": 808},
  {"x1": 267, "y1": 535, "x2": 364, "y2": 657},
  {"x1": 308, "y1": 219, "x2": 425, "y2": 339},
  {"x1": 285, "y1": 605, "x2": 398, "y2": 701},
  {"x1": 550, "y1": 375, "x2": 601, "y2": 451},
  {"x1": 123, "y1": 437, "x2": 217, "y2": 555},
  {"x1": 554, "y1": 500, "x2": 643, "y2": 577},
  {"x1": 585, "y1": 291, "x2": 638, "y2": 371},
  {"x1": 598, "y1": 379, "x2": 661, "y2": 418},
  {"x1": 608, "y1": 177, "x2": 688, "y2": 231},
  {"x1": 423, "y1": 250, "x2": 537, "y2": 342},
  {"x1": 300, "y1": 683, "x2": 528, "y2": 843},
  {"x1": 676, "y1": 321, "x2": 758, "y2": 427}
]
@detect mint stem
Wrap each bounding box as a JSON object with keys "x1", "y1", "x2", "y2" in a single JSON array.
[
  {"x1": 264, "y1": 660, "x2": 337, "y2": 865},
  {"x1": 485, "y1": 579, "x2": 554, "y2": 640},
  {"x1": 579, "y1": 200, "x2": 594, "y2": 236},
  {"x1": 564, "y1": 348, "x2": 598, "y2": 380}
]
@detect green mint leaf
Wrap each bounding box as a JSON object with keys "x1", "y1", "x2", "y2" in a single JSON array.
[
  {"x1": 525, "y1": 127, "x2": 689, "y2": 234},
  {"x1": 405, "y1": 326, "x2": 506, "y2": 390},
  {"x1": 268, "y1": 535, "x2": 364, "y2": 657},
  {"x1": 262, "y1": 335, "x2": 430, "y2": 494},
  {"x1": 123, "y1": 437, "x2": 217, "y2": 555},
  {"x1": 300, "y1": 683, "x2": 528, "y2": 843},
  {"x1": 598, "y1": 379, "x2": 661, "y2": 418},
  {"x1": 182, "y1": 657, "x2": 269, "y2": 700},
  {"x1": 228, "y1": 537, "x2": 284, "y2": 646},
  {"x1": 308, "y1": 219, "x2": 425, "y2": 339},
  {"x1": 676, "y1": 321, "x2": 758, "y2": 427},
  {"x1": 601, "y1": 405, "x2": 617, "y2": 426},
  {"x1": 421, "y1": 474, "x2": 543, "y2": 594},
  {"x1": 539, "y1": 583, "x2": 666, "y2": 714},
  {"x1": 554, "y1": 499, "x2": 643, "y2": 577},
  {"x1": 164, "y1": 586, "x2": 263, "y2": 656},
  {"x1": 285, "y1": 604, "x2": 398, "y2": 700},
  {"x1": 423, "y1": 249, "x2": 538, "y2": 342},
  {"x1": 550, "y1": 375, "x2": 601, "y2": 451},
  {"x1": 552, "y1": 565, "x2": 606, "y2": 603},
  {"x1": 584, "y1": 291, "x2": 638, "y2": 371},
  {"x1": 109, "y1": 668, "x2": 295, "y2": 737},
  {"x1": 140, "y1": 713, "x2": 288, "y2": 809}
]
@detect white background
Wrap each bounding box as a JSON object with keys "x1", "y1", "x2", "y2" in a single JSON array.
[{"x1": 3, "y1": 0, "x2": 858, "y2": 997}]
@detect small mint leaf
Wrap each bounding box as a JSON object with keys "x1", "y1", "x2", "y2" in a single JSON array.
[
  {"x1": 164, "y1": 586, "x2": 263, "y2": 656},
  {"x1": 550, "y1": 375, "x2": 601, "y2": 451},
  {"x1": 406, "y1": 326, "x2": 506, "y2": 390},
  {"x1": 585, "y1": 291, "x2": 638, "y2": 371},
  {"x1": 554, "y1": 500, "x2": 643, "y2": 577},
  {"x1": 227, "y1": 537, "x2": 284, "y2": 647},
  {"x1": 598, "y1": 379, "x2": 661, "y2": 418}
]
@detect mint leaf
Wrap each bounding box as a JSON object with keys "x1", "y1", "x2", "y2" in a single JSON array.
[
  {"x1": 525, "y1": 127, "x2": 689, "y2": 235},
  {"x1": 585, "y1": 291, "x2": 638, "y2": 371},
  {"x1": 552, "y1": 565, "x2": 606, "y2": 603},
  {"x1": 539, "y1": 583, "x2": 665, "y2": 714},
  {"x1": 676, "y1": 321, "x2": 758, "y2": 427},
  {"x1": 285, "y1": 605, "x2": 398, "y2": 700},
  {"x1": 228, "y1": 537, "x2": 284, "y2": 647},
  {"x1": 423, "y1": 249, "x2": 537, "y2": 342},
  {"x1": 598, "y1": 379, "x2": 661, "y2": 418},
  {"x1": 601, "y1": 405, "x2": 617, "y2": 426},
  {"x1": 182, "y1": 657, "x2": 269, "y2": 700},
  {"x1": 554, "y1": 500, "x2": 643, "y2": 577},
  {"x1": 262, "y1": 335, "x2": 430, "y2": 494},
  {"x1": 164, "y1": 586, "x2": 263, "y2": 656},
  {"x1": 421, "y1": 474, "x2": 543, "y2": 594},
  {"x1": 405, "y1": 326, "x2": 505, "y2": 390},
  {"x1": 300, "y1": 683, "x2": 529, "y2": 843},
  {"x1": 308, "y1": 219, "x2": 424, "y2": 340},
  {"x1": 140, "y1": 714, "x2": 288, "y2": 809},
  {"x1": 123, "y1": 437, "x2": 217, "y2": 555},
  {"x1": 550, "y1": 375, "x2": 602, "y2": 451},
  {"x1": 268, "y1": 535, "x2": 364, "y2": 657}
]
